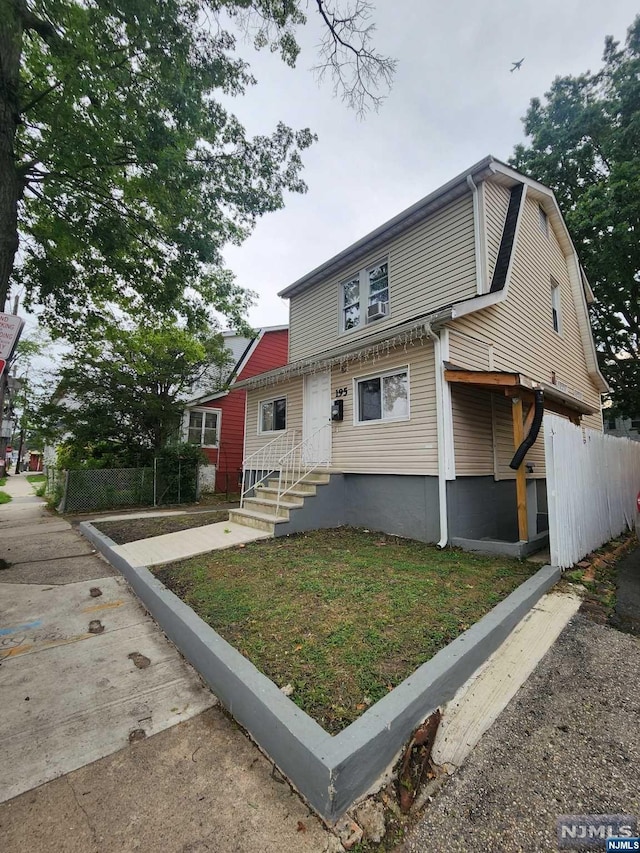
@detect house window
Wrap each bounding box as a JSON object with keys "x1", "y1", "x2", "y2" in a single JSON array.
[
  {"x1": 341, "y1": 259, "x2": 389, "y2": 332},
  {"x1": 538, "y1": 205, "x2": 549, "y2": 237},
  {"x1": 187, "y1": 409, "x2": 219, "y2": 446},
  {"x1": 551, "y1": 278, "x2": 562, "y2": 333},
  {"x1": 259, "y1": 397, "x2": 287, "y2": 432},
  {"x1": 355, "y1": 368, "x2": 409, "y2": 423},
  {"x1": 631, "y1": 418, "x2": 640, "y2": 430}
]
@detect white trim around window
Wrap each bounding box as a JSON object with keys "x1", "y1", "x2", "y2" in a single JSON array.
[
  {"x1": 186, "y1": 407, "x2": 221, "y2": 448},
  {"x1": 339, "y1": 257, "x2": 390, "y2": 334},
  {"x1": 258, "y1": 395, "x2": 288, "y2": 434},
  {"x1": 352, "y1": 365, "x2": 410, "y2": 425}
]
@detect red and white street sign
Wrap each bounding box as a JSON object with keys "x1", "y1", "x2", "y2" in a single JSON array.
[
  {"x1": 0, "y1": 313, "x2": 24, "y2": 361},
  {"x1": 0, "y1": 359, "x2": 5, "y2": 376}
]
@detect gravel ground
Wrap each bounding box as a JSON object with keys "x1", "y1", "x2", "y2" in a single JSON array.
[{"x1": 402, "y1": 613, "x2": 640, "y2": 853}]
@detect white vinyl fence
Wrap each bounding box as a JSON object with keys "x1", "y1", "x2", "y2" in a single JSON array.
[{"x1": 544, "y1": 413, "x2": 640, "y2": 568}]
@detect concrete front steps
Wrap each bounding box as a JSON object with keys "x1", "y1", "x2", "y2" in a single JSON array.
[{"x1": 229, "y1": 471, "x2": 331, "y2": 535}]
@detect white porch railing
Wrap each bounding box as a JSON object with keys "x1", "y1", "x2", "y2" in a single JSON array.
[
  {"x1": 240, "y1": 430, "x2": 299, "y2": 508},
  {"x1": 275, "y1": 423, "x2": 331, "y2": 513}
]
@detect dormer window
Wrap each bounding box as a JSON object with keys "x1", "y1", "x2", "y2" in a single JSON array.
[{"x1": 341, "y1": 260, "x2": 389, "y2": 332}]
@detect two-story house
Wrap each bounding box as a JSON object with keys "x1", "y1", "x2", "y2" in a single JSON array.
[
  {"x1": 183, "y1": 326, "x2": 288, "y2": 493},
  {"x1": 230, "y1": 157, "x2": 608, "y2": 556}
]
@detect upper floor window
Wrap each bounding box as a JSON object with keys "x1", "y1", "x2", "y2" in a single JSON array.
[
  {"x1": 187, "y1": 409, "x2": 219, "y2": 446},
  {"x1": 355, "y1": 367, "x2": 409, "y2": 423},
  {"x1": 551, "y1": 278, "x2": 562, "y2": 334},
  {"x1": 538, "y1": 205, "x2": 549, "y2": 237},
  {"x1": 341, "y1": 260, "x2": 389, "y2": 332},
  {"x1": 259, "y1": 397, "x2": 286, "y2": 433}
]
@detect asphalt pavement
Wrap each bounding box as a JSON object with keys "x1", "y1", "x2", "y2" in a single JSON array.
[{"x1": 402, "y1": 575, "x2": 640, "y2": 852}]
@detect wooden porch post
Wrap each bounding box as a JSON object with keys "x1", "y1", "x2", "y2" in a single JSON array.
[{"x1": 511, "y1": 396, "x2": 528, "y2": 541}]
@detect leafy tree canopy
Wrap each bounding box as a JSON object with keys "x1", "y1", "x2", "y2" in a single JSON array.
[
  {"x1": 511, "y1": 15, "x2": 640, "y2": 416},
  {"x1": 39, "y1": 321, "x2": 232, "y2": 466},
  {"x1": 2, "y1": 0, "x2": 394, "y2": 337}
]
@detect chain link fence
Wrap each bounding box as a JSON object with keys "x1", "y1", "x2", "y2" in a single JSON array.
[{"x1": 46, "y1": 458, "x2": 199, "y2": 513}]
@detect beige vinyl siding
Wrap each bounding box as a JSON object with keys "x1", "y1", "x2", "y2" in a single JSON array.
[
  {"x1": 492, "y1": 393, "x2": 545, "y2": 479},
  {"x1": 329, "y1": 341, "x2": 438, "y2": 474},
  {"x1": 452, "y1": 387, "x2": 494, "y2": 475},
  {"x1": 452, "y1": 191, "x2": 602, "y2": 421},
  {"x1": 448, "y1": 329, "x2": 492, "y2": 371},
  {"x1": 583, "y1": 410, "x2": 604, "y2": 432},
  {"x1": 288, "y1": 195, "x2": 477, "y2": 362},
  {"x1": 484, "y1": 180, "x2": 511, "y2": 283},
  {"x1": 244, "y1": 378, "x2": 304, "y2": 459}
]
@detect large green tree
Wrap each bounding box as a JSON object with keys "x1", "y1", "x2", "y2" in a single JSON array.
[
  {"x1": 1, "y1": 0, "x2": 394, "y2": 336},
  {"x1": 511, "y1": 16, "x2": 640, "y2": 416},
  {"x1": 40, "y1": 322, "x2": 232, "y2": 466}
]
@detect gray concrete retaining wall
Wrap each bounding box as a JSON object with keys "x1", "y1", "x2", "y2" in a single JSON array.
[{"x1": 81, "y1": 520, "x2": 560, "y2": 823}]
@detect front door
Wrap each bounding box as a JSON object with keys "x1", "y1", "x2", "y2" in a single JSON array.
[{"x1": 303, "y1": 370, "x2": 332, "y2": 464}]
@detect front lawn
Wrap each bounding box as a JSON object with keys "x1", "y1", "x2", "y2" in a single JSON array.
[
  {"x1": 0, "y1": 491, "x2": 11, "y2": 504},
  {"x1": 26, "y1": 474, "x2": 46, "y2": 483},
  {"x1": 154, "y1": 528, "x2": 540, "y2": 734}
]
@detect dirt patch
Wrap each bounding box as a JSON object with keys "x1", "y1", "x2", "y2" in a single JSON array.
[
  {"x1": 95, "y1": 510, "x2": 229, "y2": 544},
  {"x1": 153, "y1": 527, "x2": 539, "y2": 734},
  {"x1": 0, "y1": 559, "x2": 11, "y2": 570},
  {"x1": 88, "y1": 620, "x2": 104, "y2": 634}
]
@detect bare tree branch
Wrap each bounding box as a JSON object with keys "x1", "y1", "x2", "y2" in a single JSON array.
[{"x1": 312, "y1": 0, "x2": 396, "y2": 116}]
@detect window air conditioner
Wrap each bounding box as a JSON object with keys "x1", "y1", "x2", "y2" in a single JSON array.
[{"x1": 367, "y1": 301, "x2": 388, "y2": 321}]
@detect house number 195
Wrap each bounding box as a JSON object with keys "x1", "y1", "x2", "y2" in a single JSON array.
[{"x1": 335, "y1": 387, "x2": 348, "y2": 397}]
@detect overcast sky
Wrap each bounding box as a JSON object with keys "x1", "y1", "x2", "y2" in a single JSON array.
[{"x1": 220, "y1": 0, "x2": 639, "y2": 331}]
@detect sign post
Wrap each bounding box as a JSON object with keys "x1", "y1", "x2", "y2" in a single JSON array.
[{"x1": 0, "y1": 312, "x2": 24, "y2": 478}]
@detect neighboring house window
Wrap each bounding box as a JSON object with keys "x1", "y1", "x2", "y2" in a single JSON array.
[
  {"x1": 538, "y1": 205, "x2": 549, "y2": 237},
  {"x1": 355, "y1": 368, "x2": 409, "y2": 423},
  {"x1": 551, "y1": 278, "x2": 562, "y2": 333},
  {"x1": 341, "y1": 260, "x2": 389, "y2": 332},
  {"x1": 187, "y1": 409, "x2": 219, "y2": 446},
  {"x1": 631, "y1": 418, "x2": 640, "y2": 430},
  {"x1": 260, "y1": 397, "x2": 287, "y2": 432},
  {"x1": 607, "y1": 417, "x2": 616, "y2": 430}
]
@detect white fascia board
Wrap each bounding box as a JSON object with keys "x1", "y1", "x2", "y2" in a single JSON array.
[{"x1": 451, "y1": 289, "x2": 506, "y2": 319}]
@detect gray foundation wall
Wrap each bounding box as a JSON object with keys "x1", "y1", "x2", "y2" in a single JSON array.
[
  {"x1": 345, "y1": 475, "x2": 440, "y2": 543},
  {"x1": 448, "y1": 477, "x2": 549, "y2": 543},
  {"x1": 447, "y1": 477, "x2": 519, "y2": 541},
  {"x1": 273, "y1": 473, "x2": 440, "y2": 544}
]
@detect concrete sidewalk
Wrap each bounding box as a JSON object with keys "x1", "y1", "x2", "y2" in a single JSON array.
[
  {"x1": 110, "y1": 519, "x2": 270, "y2": 567},
  {"x1": 0, "y1": 474, "x2": 339, "y2": 852}
]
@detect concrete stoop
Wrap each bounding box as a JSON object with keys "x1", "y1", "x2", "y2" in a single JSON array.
[{"x1": 230, "y1": 471, "x2": 331, "y2": 534}]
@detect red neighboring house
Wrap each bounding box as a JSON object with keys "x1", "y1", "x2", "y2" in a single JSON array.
[{"x1": 184, "y1": 326, "x2": 289, "y2": 493}]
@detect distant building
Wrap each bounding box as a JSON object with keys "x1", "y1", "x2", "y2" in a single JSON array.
[{"x1": 604, "y1": 413, "x2": 640, "y2": 442}]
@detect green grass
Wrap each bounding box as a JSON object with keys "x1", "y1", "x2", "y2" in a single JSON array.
[
  {"x1": 26, "y1": 474, "x2": 46, "y2": 484},
  {"x1": 154, "y1": 528, "x2": 539, "y2": 733},
  {"x1": 0, "y1": 491, "x2": 12, "y2": 504}
]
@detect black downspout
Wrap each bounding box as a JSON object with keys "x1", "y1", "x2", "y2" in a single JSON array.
[{"x1": 509, "y1": 390, "x2": 544, "y2": 470}]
